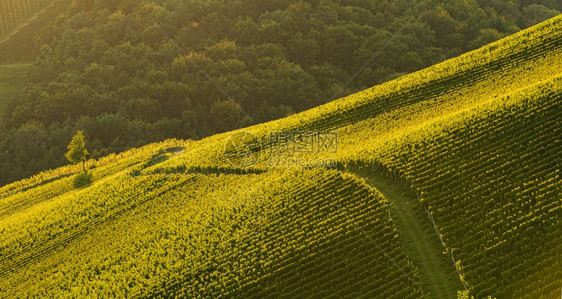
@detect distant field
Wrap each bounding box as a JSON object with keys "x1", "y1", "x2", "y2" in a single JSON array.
[
  {"x1": 0, "y1": 0, "x2": 70, "y2": 62},
  {"x1": 0, "y1": 63, "x2": 32, "y2": 114},
  {"x1": 0, "y1": 0, "x2": 54, "y2": 41}
]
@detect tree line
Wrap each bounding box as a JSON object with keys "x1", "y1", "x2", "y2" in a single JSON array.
[{"x1": 0, "y1": 0, "x2": 559, "y2": 185}]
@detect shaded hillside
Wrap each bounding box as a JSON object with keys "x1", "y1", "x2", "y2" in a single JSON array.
[{"x1": 0, "y1": 63, "x2": 32, "y2": 115}]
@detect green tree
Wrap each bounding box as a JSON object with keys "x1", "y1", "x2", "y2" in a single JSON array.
[
  {"x1": 66, "y1": 130, "x2": 89, "y2": 171},
  {"x1": 209, "y1": 99, "x2": 246, "y2": 133},
  {"x1": 469, "y1": 28, "x2": 504, "y2": 49},
  {"x1": 39, "y1": 44, "x2": 53, "y2": 65}
]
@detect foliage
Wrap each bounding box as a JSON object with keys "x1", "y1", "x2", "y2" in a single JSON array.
[
  {"x1": 0, "y1": 169, "x2": 423, "y2": 297},
  {"x1": 65, "y1": 130, "x2": 88, "y2": 169},
  {"x1": 0, "y1": 7, "x2": 560, "y2": 299},
  {"x1": 361, "y1": 78, "x2": 562, "y2": 298},
  {"x1": 139, "y1": 15, "x2": 562, "y2": 297},
  {"x1": 72, "y1": 170, "x2": 92, "y2": 188},
  {"x1": 0, "y1": 63, "x2": 31, "y2": 115},
  {"x1": 457, "y1": 290, "x2": 473, "y2": 299},
  {"x1": 0, "y1": 0, "x2": 560, "y2": 185}
]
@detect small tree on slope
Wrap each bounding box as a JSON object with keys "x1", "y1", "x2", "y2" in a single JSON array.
[{"x1": 66, "y1": 130, "x2": 88, "y2": 172}]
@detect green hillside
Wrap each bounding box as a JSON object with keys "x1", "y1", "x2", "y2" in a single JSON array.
[
  {"x1": 0, "y1": 15, "x2": 561, "y2": 298},
  {"x1": 1, "y1": 0, "x2": 560, "y2": 186}
]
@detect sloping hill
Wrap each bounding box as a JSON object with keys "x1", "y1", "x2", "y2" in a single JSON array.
[
  {"x1": 0, "y1": 160, "x2": 424, "y2": 297},
  {"x1": 0, "y1": 0, "x2": 54, "y2": 40},
  {"x1": 0, "y1": 0, "x2": 70, "y2": 62},
  {"x1": 349, "y1": 77, "x2": 562, "y2": 298},
  {"x1": 0, "y1": 15, "x2": 561, "y2": 298},
  {"x1": 351, "y1": 170, "x2": 463, "y2": 298}
]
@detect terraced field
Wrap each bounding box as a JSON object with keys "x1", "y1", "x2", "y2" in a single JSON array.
[
  {"x1": 0, "y1": 14, "x2": 560, "y2": 298},
  {"x1": 0, "y1": 0, "x2": 70, "y2": 61},
  {"x1": 351, "y1": 169, "x2": 463, "y2": 298},
  {"x1": 349, "y1": 78, "x2": 562, "y2": 297},
  {"x1": 0, "y1": 0, "x2": 54, "y2": 40},
  {"x1": 0, "y1": 157, "x2": 424, "y2": 297}
]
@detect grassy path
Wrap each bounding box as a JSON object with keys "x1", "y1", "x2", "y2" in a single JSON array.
[{"x1": 350, "y1": 169, "x2": 463, "y2": 298}]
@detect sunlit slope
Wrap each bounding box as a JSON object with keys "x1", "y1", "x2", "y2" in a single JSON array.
[
  {"x1": 345, "y1": 77, "x2": 562, "y2": 298},
  {"x1": 0, "y1": 14, "x2": 561, "y2": 298},
  {"x1": 145, "y1": 15, "x2": 562, "y2": 297},
  {"x1": 0, "y1": 166, "x2": 423, "y2": 297},
  {"x1": 149, "y1": 14, "x2": 562, "y2": 170}
]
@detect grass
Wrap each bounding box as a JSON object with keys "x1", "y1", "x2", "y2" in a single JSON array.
[
  {"x1": 350, "y1": 168, "x2": 464, "y2": 298},
  {"x1": 0, "y1": 62, "x2": 32, "y2": 115}
]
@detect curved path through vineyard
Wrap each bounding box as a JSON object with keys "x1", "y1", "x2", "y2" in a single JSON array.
[{"x1": 350, "y1": 169, "x2": 463, "y2": 298}]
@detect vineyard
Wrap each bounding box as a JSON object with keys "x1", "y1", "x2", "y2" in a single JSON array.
[
  {"x1": 0, "y1": 13, "x2": 560, "y2": 298},
  {"x1": 0, "y1": 167, "x2": 423, "y2": 297},
  {"x1": 348, "y1": 78, "x2": 562, "y2": 297},
  {"x1": 0, "y1": 0, "x2": 53, "y2": 40},
  {"x1": 0, "y1": 0, "x2": 69, "y2": 61}
]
